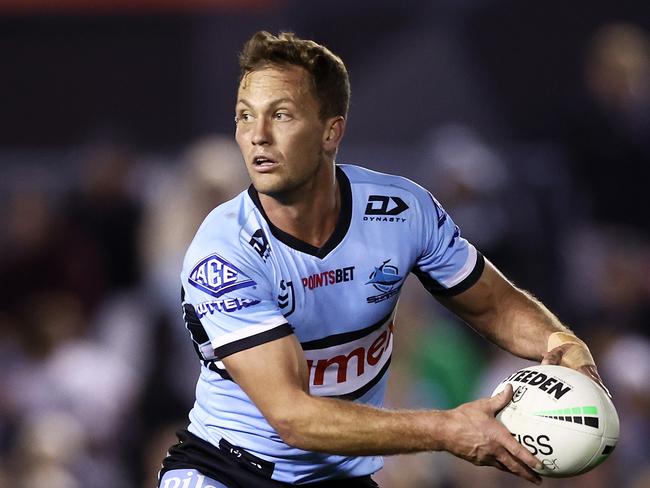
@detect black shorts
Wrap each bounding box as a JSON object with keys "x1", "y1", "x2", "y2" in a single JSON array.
[{"x1": 159, "y1": 429, "x2": 379, "y2": 488}]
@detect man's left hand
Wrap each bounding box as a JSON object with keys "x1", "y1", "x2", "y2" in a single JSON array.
[{"x1": 542, "y1": 341, "x2": 611, "y2": 398}]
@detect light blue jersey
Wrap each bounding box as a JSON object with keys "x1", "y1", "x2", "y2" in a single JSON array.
[{"x1": 180, "y1": 164, "x2": 484, "y2": 484}]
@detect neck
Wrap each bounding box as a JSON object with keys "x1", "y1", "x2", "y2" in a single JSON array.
[{"x1": 258, "y1": 164, "x2": 340, "y2": 249}]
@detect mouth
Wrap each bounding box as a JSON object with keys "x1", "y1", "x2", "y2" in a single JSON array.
[{"x1": 252, "y1": 155, "x2": 279, "y2": 172}]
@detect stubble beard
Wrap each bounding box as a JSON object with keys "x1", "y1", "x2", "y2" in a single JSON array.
[{"x1": 253, "y1": 149, "x2": 328, "y2": 205}]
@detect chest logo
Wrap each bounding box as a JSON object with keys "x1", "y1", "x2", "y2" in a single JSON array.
[
  {"x1": 188, "y1": 253, "x2": 256, "y2": 298},
  {"x1": 366, "y1": 259, "x2": 403, "y2": 303},
  {"x1": 365, "y1": 195, "x2": 408, "y2": 215},
  {"x1": 301, "y1": 266, "x2": 355, "y2": 290},
  {"x1": 364, "y1": 195, "x2": 408, "y2": 223}
]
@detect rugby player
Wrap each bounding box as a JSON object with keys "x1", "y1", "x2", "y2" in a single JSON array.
[{"x1": 158, "y1": 31, "x2": 606, "y2": 488}]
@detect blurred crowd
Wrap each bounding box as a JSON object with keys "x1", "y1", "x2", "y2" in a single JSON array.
[{"x1": 1, "y1": 21, "x2": 649, "y2": 488}]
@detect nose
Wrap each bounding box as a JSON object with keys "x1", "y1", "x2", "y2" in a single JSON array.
[{"x1": 251, "y1": 117, "x2": 271, "y2": 146}]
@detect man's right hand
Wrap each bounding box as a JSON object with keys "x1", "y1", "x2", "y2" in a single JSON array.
[
  {"x1": 437, "y1": 384, "x2": 543, "y2": 485},
  {"x1": 224, "y1": 333, "x2": 544, "y2": 480}
]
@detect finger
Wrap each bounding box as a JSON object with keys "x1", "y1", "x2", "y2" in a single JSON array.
[
  {"x1": 489, "y1": 383, "x2": 513, "y2": 413},
  {"x1": 579, "y1": 365, "x2": 613, "y2": 399},
  {"x1": 497, "y1": 428, "x2": 543, "y2": 472},
  {"x1": 494, "y1": 449, "x2": 543, "y2": 485}
]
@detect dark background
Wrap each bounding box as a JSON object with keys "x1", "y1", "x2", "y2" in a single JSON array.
[
  {"x1": 1, "y1": 1, "x2": 649, "y2": 487},
  {"x1": 3, "y1": 0, "x2": 649, "y2": 148}
]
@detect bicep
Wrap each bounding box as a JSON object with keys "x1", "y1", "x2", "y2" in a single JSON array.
[{"x1": 222, "y1": 333, "x2": 311, "y2": 427}]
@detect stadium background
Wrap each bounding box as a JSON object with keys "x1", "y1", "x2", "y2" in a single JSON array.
[{"x1": 1, "y1": 0, "x2": 649, "y2": 486}]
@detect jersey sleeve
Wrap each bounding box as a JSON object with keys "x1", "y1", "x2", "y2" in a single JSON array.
[
  {"x1": 181, "y1": 242, "x2": 292, "y2": 362},
  {"x1": 412, "y1": 191, "x2": 485, "y2": 296}
]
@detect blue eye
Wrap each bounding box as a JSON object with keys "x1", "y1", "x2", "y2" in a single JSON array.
[
  {"x1": 236, "y1": 113, "x2": 254, "y2": 124},
  {"x1": 274, "y1": 112, "x2": 292, "y2": 121}
]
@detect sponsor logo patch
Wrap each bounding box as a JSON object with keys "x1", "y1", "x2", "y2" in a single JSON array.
[
  {"x1": 160, "y1": 469, "x2": 227, "y2": 488},
  {"x1": 301, "y1": 266, "x2": 355, "y2": 290},
  {"x1": 305, "y1": 317, "x2": 394, "y2": 397},
  {"x1": 188, "y1": 254, "x2": 256, "y2": 298},
  {"x1": 248, "y1": 228, "x2": 270, "y2": 261},
  {"x1": 196, "y1": 297, "x2": 261, "y2": 317},
  {"x1": 363, "y1": 195, "x2": 408, "y2": 223},
  {"x1": 366, "y1": 259, "x2": 403, "y2": 303}
]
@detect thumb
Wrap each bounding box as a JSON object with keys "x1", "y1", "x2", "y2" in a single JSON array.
[{"x1": 490, "y1": 383, "x2": 513, "y2": 413}]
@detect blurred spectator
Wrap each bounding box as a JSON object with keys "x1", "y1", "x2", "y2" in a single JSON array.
[
  {"x1": 425, "y1": 124, "x2": 511, "y2": 257},
  {"x1": 562, "y1": 22, "x2": 650, "y2": 234},
  {"x1": 602, "y1": 334, "x2": 650, "y2": 485},
  {"x1": 62, "y1": 142, "x2": 144, "y2": 306},
  {"x1": 137, "y1": 135, "x2": 249, "y2": 401},
  {"x1": 423, "y1": 123, "x2": 572, "y2": 304},
  {"x1": 561, "y1": 225, "x2": 650, "y2": 337},
  {"x1": 139, "y1": 134, "x2": 250, "y2": 315},
  {"x1": 133, "y1": 135, "x2": 250, "y2": 485}
]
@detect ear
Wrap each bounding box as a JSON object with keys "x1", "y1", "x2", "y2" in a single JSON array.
[{"x1": 322, "y1": 116, "x2": 346, "y2": 152}]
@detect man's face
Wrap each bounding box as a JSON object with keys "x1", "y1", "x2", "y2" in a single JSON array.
[{"x1": 235, "y1": 64, "x2": 330, "y2": 198}]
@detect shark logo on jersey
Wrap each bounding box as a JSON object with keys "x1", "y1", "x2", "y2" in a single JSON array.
[
  {"x1": 188, "y1": 253, "x2": 256, "y2": 298},
  {"x1": 366, "y1": 259, "x2": 403, "y2": 303}
]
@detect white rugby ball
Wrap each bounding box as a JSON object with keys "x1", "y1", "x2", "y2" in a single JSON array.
[{"x1": 491, "y1": 364, "x2": 619, "y2": 477}]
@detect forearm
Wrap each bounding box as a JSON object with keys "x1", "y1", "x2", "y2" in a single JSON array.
[
  {"x1": 273, "y1": 392, "x2": 446, "y2": 455},
  {"x1": 444, "y1": 261, "x2": 602, "y2": 390},
  {"x1": 272, "y1": 386, "x2": 544, "y2": 484},
  {"x1": 225, "y1": 335, "x2": 449, "y2": 456},
  {"x1": 486, "y1": 286, "x2": 570, "y2": 360},
  {"x1": 222, "y1": 335, "x2": 544, "y2": 482},
  {"x1": 440, "y1": 261, "x2": 572, "y2": 361}
]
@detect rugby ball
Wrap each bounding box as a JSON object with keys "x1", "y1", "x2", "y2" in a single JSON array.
[{"x1": 491, "y1": 364, "x2": 619, "y2": 477}]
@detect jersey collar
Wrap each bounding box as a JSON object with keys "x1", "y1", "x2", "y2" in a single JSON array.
[{"x1": 247, "y1": 165, "x2": 352, "y2": 259}]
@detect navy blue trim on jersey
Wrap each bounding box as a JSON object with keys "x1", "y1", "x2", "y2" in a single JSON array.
[
  {"x1": 336, "y1": 356, "x2": 391, "y2": 401},
  {"x1": 184, "y1": 303, "x2": 209, "y2": 342},
  {"x1": 204, "y1": 360, "x2": 233, "y2": 380},
  {"x1": 214, "y1": 323, "x2": 294, "y2": 359},
  {"x1": 247, "y1": 166, "x2": 352, "y2": 259},
  {"x1": 301, "y1": 309, "x2": 394, "y2": 350},
  {"x1": 412, "y1": 252, "x2": 485, "y2": 297}
]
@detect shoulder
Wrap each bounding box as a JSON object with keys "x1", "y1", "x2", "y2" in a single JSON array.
[
  {"x1": 340, "y1": 164, "x2": 430, "y2": 196},
  {"x1": 182, "y1": 189, "x2": 270, "y2": 290},
  {"x1": 339, "y1": 163, "x2": 439, "y2": 215}
]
